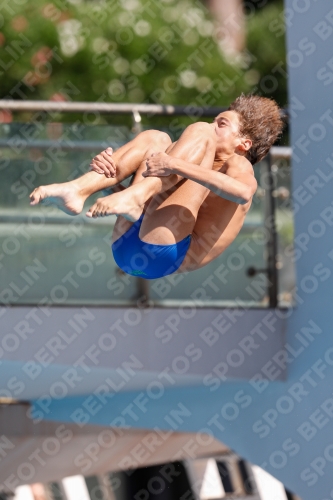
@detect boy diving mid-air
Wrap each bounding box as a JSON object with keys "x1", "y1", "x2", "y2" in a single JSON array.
[{"x1": 30, "y1": 94, "x2": 284, "y2": 280}]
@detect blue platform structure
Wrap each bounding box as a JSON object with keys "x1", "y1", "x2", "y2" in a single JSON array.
[{"x1": 2, "y1": 2, "x2": 333, "y2": 498}]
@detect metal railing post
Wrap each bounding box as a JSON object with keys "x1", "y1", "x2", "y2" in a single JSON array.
[
  {"x1": 131, "y1": 111, "x2": 150, "y2": 304},
  {"x1": 266, "y1": 152, "x2": 278, "y2": 308},
  {"x1": 132, "y1": 110, "x2": 143, "y2": 135}
]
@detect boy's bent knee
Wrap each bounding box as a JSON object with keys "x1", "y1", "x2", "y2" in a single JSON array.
[
  {"x1": 176, "y1": 122, "x2": 215, "y2": 150},
  {"x1": 184, "y1": 122, "x2": 213, "y2": 137},
  {"x1": 153, "y1": 131, "x2": 172, "y2": 150},
  {"x1": 137, "y1": 130, "x2": 171, "y2": 149}
]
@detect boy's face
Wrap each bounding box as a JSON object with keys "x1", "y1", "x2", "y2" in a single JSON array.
[{"x1": 212, "y1": 110, "x2": 243, "y2": 150}]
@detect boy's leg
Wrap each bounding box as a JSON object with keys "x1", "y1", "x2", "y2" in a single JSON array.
[
  {"x1": 110, "y1": 158, "x2": 155, "y2": 242},
  {"x1": 86, "y1": 123, "x2": 215, "y2": 222},
  {"x1": 110, "y1": 155, "x2": 186, "y2": 243},
  {"x1": 29, "y1": 130, "x2": 172, "y2": 215},
  {"x1": 138, "y1": 177, "x2": 211, "y2": 245},
  {"x1": 102, "y1": 124, "x2": 216, "y2": 244}
]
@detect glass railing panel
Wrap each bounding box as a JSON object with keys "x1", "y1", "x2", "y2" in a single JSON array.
[
  {"x1": 0, "y1": 214, "x2": 140, "y2": 305},
  {"x1": 0, "y1": 122, "x2": 138, "y2": 305},
  {"x1": 150, "y1": 161, "x2": 267, "y2": 305},
  {"x1": 150, "y1": 228, "x2": 268, "y2": 304}
]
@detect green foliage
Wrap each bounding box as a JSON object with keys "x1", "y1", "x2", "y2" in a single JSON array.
[
  {"x1": 246, "y1": 0, "x2": 287, "y2": 106},
  {"x1": 0, "y1": 0, "x2": 287, "y2": 114}
]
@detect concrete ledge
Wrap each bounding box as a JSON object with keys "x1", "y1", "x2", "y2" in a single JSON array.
[{"x1": 0, "y1": 307, "x2": 286, "y2": 400}]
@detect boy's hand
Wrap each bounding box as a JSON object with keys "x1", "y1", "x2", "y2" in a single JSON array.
[
  {"x1": 142, "y1": 152, "x2": 174, "y2": 177},
  {"x1": 90, "y1": 147, "x2": 116, "y2": 178}
]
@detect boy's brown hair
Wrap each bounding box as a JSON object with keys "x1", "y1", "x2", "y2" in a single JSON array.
[{"x1": 229, "y1": 94, "x2": 284, "y2": 165}]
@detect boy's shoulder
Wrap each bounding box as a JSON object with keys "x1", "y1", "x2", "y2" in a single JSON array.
[
  {"x1": 224, "y1": 154, "x2": 257, "y2": 196},
  {"x1": 225, "y1": 153, "x2": 253, "y2": 173}
]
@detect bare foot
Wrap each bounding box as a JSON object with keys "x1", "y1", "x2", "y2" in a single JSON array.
[
  {"x1": 29, "y1": 182, "x2": 86, "y2": 216},
  {"x1": 86, "y1": 191, "x2": 144, "y2": 221}
]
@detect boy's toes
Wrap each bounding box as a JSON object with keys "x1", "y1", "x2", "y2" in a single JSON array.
[
  {"x1": 86, "y1": 206, "x2": 94, "y2": 218},
  {"x1": 30, "y1": 193, "x2": 39, "y2": 205}
]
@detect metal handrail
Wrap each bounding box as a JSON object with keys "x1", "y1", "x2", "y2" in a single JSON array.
[
  {"x1": 0, "y1": 99, "x2": 225, "y2": 117},
  {"x1": 270, "y1": 146, "x2": 291, "y2": 158},
  {"x1": 0, "y1": 139, "x2": 121, "y2": 151},
  {"x1": 0, "y1": 99, "x2": 288, "y2": 118}
]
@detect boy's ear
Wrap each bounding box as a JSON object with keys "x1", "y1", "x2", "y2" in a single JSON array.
[{"x1": 238, "y1": 138, "x2": 252, "y2": 152}]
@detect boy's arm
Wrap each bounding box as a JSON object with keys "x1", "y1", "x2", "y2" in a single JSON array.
[
  {"x1": 144, "y1": 152, "x2": 257, "y2": 205},
  {"x1": 132, "y1": 130, "x2": 217, "y2": 202}
]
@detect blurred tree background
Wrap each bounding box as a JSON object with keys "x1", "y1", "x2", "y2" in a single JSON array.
[{"x1": 0, "y1": 0, "x2": 286, "y2": 122}]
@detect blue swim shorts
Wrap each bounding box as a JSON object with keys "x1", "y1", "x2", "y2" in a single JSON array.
[{"x1": 111, "y1": 215, "x2": 191, "y2": 280}]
